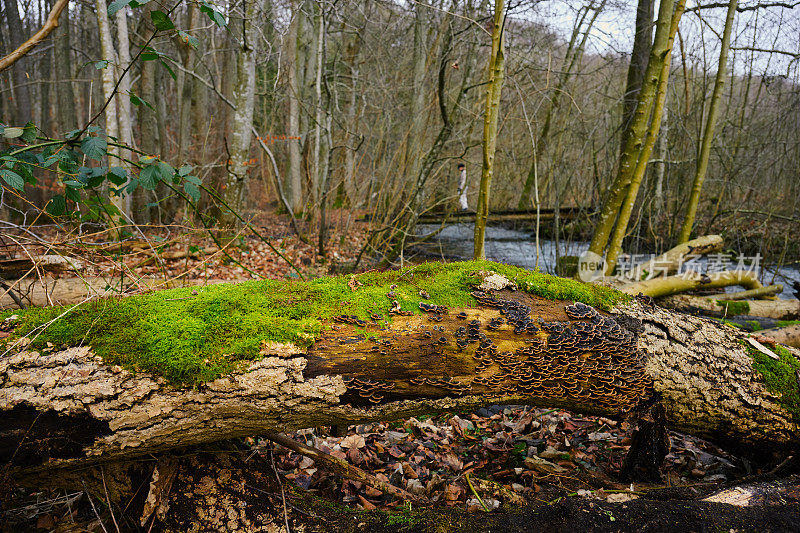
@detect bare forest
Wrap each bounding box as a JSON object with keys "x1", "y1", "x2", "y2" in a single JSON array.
[{"x1": 2, "y1": 0, "x2": 800, "y2": 531}]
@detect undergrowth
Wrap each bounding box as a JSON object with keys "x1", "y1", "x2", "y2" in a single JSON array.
[{"x1": 1, "y1": 261, "x2": 627, "y2": 385}]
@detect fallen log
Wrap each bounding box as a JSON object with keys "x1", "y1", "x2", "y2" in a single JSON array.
[
  {"x1": 619, "y1": 270, "x2": 761, "y2": 297},
  {"x1": 760, "y1": 324, "x2": 800, "y2": 349},
  {"x1": 1, "y1": 262, "x2": 798, "y2": 486},
  {"x1": 630, "y1": 235, "x2": 723, "y2": 278},
  {"x1": 660, "y1": 294, "x2": 800, "y2": 320},
  {"x1": 715, "y1": 285, "x2": 782, "y2": 301}
]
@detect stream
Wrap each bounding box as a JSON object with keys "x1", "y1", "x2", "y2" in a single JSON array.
[{"x1": 415, "y1": 223, "x2": 800, "y2": 300}]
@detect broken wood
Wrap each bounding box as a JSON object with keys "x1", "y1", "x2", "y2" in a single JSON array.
[
  {"x1": 629, "y1": 235, "x2": 723, "y2": 279},
  {"x1": 1, "y1": 263, "x2": 798, "y2": 486},
  {"x1": 619, "y1": 270, "x2": 761, "y2": 297},
  {"x1": 263, "y1": 431, "x2": 426, "y2": 503},
  {"x1": 760, "y1": 324, "x2": 800, "y2": 349},
  {"x1": 660, "y1": 294, "x2": 800, "y2": 320},
  {"x1": 713, "y1": 285, "x2": 782, "y2": 301}
]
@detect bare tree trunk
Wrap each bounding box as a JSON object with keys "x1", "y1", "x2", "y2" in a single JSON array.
[
  {"x1": 95, "y1": 0, "x2": 124, "y2": 224},
  {"x1": 52, "y1": 0, "x2": 75, "y2": 132},
  {"x1": 114, "y1": 5, "x2": 134, "y2": 215},
  {"x1": 177, "y1": 3, "x2": 199, "y2": 164},
  {"x1": 3, "y1": 0, "x2": 33, "y2": 124},
  {"x1": 677, "y1": 0, "x2": 738, "y2": 244},
  {"x1": 474, "y1": 0, "x2": 506, "y2": 260},
  {"x1": 621, "y1": 0, "x2": 655, "y2": 134},
  {"x1": 222, "y1": 0, "x2": 262, "y2": 224},
  {"x1": 285, "y1": 0, "x2": 303, "y2": 213},
  {"x1": 585, "y1": 0, "x2": 681, "y2": 271},
  {"x1": 604, "y1": 0, "x2": 685, "y2": 273}
]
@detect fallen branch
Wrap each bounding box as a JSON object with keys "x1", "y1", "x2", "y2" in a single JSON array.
[
  {"x1": 630, "y1": 235, "x2": 723, "y2": 279},
  {"x1": 712, "y1": 285, "x2": 782, "y2": 301},
  {"x1": 759, "y1": 324, "x2": 800, "y2": 348},
  {"x1": 263, "y1": 431, "x2": 427, "y2": 504},
  {"x1": 0, "y1": 0, "x2": 69, "y2": 72},
  {"x1": 660, "y1": 294, "x2": 800, "y2": 320},
  {"x1": 619, "y1": 270, "x2": 761, "y2": 297}
]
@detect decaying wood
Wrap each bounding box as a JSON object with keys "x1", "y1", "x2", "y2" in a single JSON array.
[
  {"x1": 1, "y1": 271, "x2": 798, "y2": 486},
  {"x1": 263, "y1": 431, "x2": 425, "y2": 503},
  {"x1": 661, "y1": 294, "x2": 800, "y2": 320},
  {"x1": 0, "y1": 255, "x2": 83, "y2": 279},
  {"x1": 627, "y1": 235, "x2": 723, "y2": 279},
  {"x1": 760, "y1": 324, "x2": 800, "y2": 348},
  {"x1": 620, "y1": 270, "x2": 761, "y2": 297},
  {"x1": 714, "y1": 285, "x2": 782, "y2": 301}
]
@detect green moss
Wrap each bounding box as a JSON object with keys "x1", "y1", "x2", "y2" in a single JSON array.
[
  {"x1": 715, "y1": 300, "x2": 750, "y2": 316},
  {"x1": 744, "y1": 341, "x2": 800, "y2": 421},
  {"x1": 775, "y1": 320, "x2": 800, "y2": 328},
  {"x1": 1, "y1": 261, "x2": 627, "y2": 385},
  {"x1": 746, "y1": 320, "x2": 762, "y2": 332}
]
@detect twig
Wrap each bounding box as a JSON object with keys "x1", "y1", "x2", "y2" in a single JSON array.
[
  {"x1": 269, "y1": 445, "x2": 291, "y2": 533},
  {"x1": 101, "y1": 467, "x2": 121, "y2": 533},
  {"x1": 465, "y1": 472, "x2": 490, "y2": 512},
  {"x1": 263, "y1": 431, "x2": 427, "y2": 504},
  {"x1": 81, "y1": 479, "x2": 110, "y2": 533}
]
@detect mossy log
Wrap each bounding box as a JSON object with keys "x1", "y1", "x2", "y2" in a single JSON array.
[
  {"x1": 619, "y1": 270, "x2": 761, "y2": 297},
  {"x1": 661, "y1": 294, "x2": 800, "y2": 320},
  {"x1": 1, "y1": 262, "x2": 798, "y2": 486}
]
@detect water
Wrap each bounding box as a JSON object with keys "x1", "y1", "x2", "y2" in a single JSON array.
[{"x1": 415, "y1": 223, "x2": 800, "y2": 300}]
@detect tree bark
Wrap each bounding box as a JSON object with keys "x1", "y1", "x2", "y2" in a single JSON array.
[
  {"x1": 677, "y1": 0, "x2": 738, "y2": 243},
  {"x1": 1, "y1": 268, "x2": 797, "y2": 484},
  {"x1": 221, "y1": 0, "x2": 262, "y2": 224},
  {"x1": 474, "y1": 0, "x2": 506, "y2": 261},
  {"x1": 285, "y1": 0, "x2": 304, "y2": 213},
  {"x1": 3, "y1": 0, "x2": 34, "y2": 123}
]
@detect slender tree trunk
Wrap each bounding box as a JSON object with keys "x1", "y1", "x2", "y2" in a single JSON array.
[
  {"x1": 114, "y1": 5, "x2": 134, "y2": 216},
  {"x1": 52, "y1": 0, "x2": 75, "y2": 133},
  {"x1": 222, "y1": 0, "x2": 261, "y2": 224},
  {"x1": 406, "y1": 3, "x2": 429, "y2": 203},
  {"x1": 177, "y1": 3, "x2": 199, "y2": 163},
  {"x1": 677, "y1": 0, "x2": 738, "y2": 244},
  {"x1": 604, "y1": 0, "x2": 685, "y2": 273},
  {"x1": 3, "y1": 0, "x2": 33, "y2": 124},
  {"x1": 285, "y1": 0, "x2": 303, "y2": 213},
  {"x1": 310, "y1": 2, "x2": 324, "y2": 208},
  {"x1": 341, "y1": 30, "x2": 361, "y2": 207},
  {"x1": 586, "y1": 0, "x2": 678, "y2": 265},
  {"x1": 621, "y1": 0, "x2": 655, "y2": 134},
  {"x1": 95, "y1": 0, "x2": 124, "y2": 224},
  {"x1": 474, "y1": 0, "x2": 506, "y2": 261}
]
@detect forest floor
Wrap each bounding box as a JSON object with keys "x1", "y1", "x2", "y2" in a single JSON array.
[
  {"x1": 3, "y1": 405, "x2": 799, "y2": 531},
  {"x1": 2, "y1": 213, "x2": 800, "y2": 530}
]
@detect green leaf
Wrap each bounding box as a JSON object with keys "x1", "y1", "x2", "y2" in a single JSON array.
[
  {"x1": 94, "y1": 60, "x2": 109, "y2": 69},
  {"x1": 150, "y1": 10, "x2": 175, "y2": 31},
  {"x1": 65, "y1": 186, "x2": 81, "y2": 202},
  {"x1": 107, "y1": 0, "x2": 132, "y2": 17},
  {"x1": 21, "y1": 122, "x2": 37, "y2": 143},
  {"x1": 2, "y1": 127, "x2": 23, "y2": 139},
  {"x1": 141, "y1": 51, "x2": 159, "y2": 61},
  {"x1": 177, "y1": 30, "x2": 199, "y2": 49},
  {"x1": 107, "y1": 167, "x2": 127, "y2": 185},
  {"x1": 81, "y1": 136, "x2": 107, "y2": 161},
  {"x1": 129, "y1": 93, "x2": 155, "y2": 110},
  {"x1": 184, "y1": 175, "x2": 201, "y2": 185},
  {"x1": 155, "y1": 161, "x2": 175, "y2": 181},
  {"x1": 64, "y1": 180, "x2": 85, "y2": 189},
  {"x1": 64, "y1": 128, "x2": 82, "y2": 140},
  {"x1": 178, "y1": 164, "x2": 193, "y2": 177},
  {"x1": 0, "y1": 169, "x2": 24, "y2": 190},
  {"x1": 158, "y1": 58, "x2": 176, "y2": 80},
  {"x1": 184, "y1": 182, "x2": 200, "y2": 202},
  {"x1": 200, "y1": 2, "x2": 227, "y2": 28},
  {"x1": 46, "y1": 194, "x2": 67, "y2": 216},
  {"x1": 140, "y1": 165, "x2": 160, "y2": 190}
]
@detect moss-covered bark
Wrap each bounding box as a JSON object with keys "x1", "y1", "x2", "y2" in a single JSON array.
[{"x1": 1, "y1": 262, "x2": 797, "y2": 484}]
